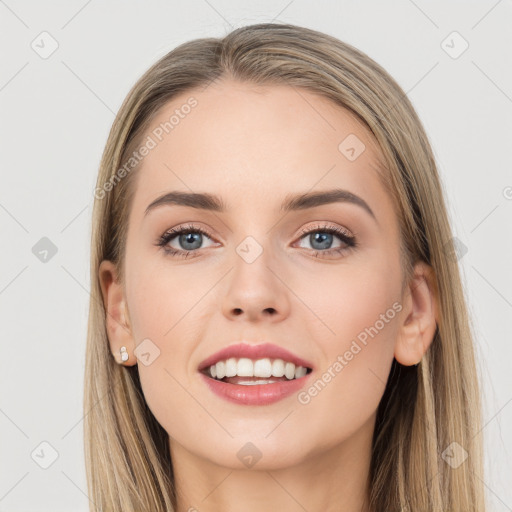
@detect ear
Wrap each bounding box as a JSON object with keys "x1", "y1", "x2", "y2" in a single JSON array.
[
  {"x1": 98, "y1": 260, "x2": 136, "y2": 366},
  {"x1": 394, "y1": 261, "x2": 439, "y2": 366}
]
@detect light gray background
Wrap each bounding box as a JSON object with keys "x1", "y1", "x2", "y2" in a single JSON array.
[{"x1": 1, "y1": 1, "x2": 511, "y2": 511}]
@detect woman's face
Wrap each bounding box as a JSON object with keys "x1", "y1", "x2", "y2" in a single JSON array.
[{"x1": 117, "y1": 79, "x2": 406, "y2": 469}]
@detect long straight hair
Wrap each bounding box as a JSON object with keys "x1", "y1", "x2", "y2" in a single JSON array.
[{"x1": 84, "y1": 23, "x2": 486, "y2": 511}]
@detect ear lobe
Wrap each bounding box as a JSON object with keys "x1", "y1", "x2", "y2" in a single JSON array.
[
  {"x1": 394, "y1": 262, "x2": 438, "y2": 366},
  {"x1": 98, "y1": 260, "x2": 135, "y2": 365}
]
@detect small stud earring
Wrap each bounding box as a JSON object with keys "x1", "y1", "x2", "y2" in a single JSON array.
[{"x1": 120, "y1": 346, "x2": 129, "y2": 362}]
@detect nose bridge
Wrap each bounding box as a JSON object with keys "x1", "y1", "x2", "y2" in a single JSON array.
[{"x1": 221, "y1": 231, "x2": 290, "y2": 321}]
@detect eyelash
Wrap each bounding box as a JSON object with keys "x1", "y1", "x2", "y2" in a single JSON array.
[{"x1": 156, "y1": 222, "x2": 358, "y2": 259}]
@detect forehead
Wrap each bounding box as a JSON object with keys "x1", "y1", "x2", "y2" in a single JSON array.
[{"x1": 129, "y1": 78, "x2": 391, "y2": 221}]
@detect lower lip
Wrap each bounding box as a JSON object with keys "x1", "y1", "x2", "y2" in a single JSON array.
[{"x1": 199, "y1": 372, "x2": 313, "y2": 405}]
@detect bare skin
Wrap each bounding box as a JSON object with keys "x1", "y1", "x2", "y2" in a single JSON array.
[{"x1": 99, "y1": 78, "x2": 438, "y2": 512}]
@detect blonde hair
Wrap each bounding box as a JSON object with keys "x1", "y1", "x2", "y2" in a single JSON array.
[{"x1": 85, "y1": 22, "x2": 486, "y2": 511}]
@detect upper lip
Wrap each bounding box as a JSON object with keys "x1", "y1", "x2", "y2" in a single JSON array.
[{"x1": 198, "y1": 342, "x2": 314, "y2": 372}]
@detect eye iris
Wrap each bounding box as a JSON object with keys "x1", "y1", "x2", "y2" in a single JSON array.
[
  {"x1": 310, "y1": 232, "x2": 333, "y2": 250},
  {"x1": 180, "y1": 232, "x2": 202, "y2": 250}
]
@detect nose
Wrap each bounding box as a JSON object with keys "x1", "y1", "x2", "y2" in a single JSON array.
[{"x1": 221, "y1": 254, "x2": 291, "y2": 323}]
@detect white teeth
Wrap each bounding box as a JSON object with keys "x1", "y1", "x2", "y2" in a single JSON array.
[
  {"x1": 271, "y1": 359, "x2": 285, "y2": 377},
  {"x1": 215, "y1": 360, "x2": 226, "y2": 380},
  {"x1": 238, "y1": 379, "x2": 280, "y2": 386},
  {"x1": 295, "y1": 366, "x2": 307, "y2": 379},
  {"x1": 237, "y1": 358, "x2": 254, "y2": 377},
  {"x1": 206, "y1": 357, "x2": 310, "y2": 381},
  {"x1": 285, "y1": 362, "x2": 295, "y2": 380},
  {"x1": 225, "y1": 357, "x2": 237, "y2": 377},
  {"x1": 254, "y1": 358, "x2": 272, "y2": 378}
]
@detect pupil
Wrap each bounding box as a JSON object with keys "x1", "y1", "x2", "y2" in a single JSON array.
[
  {"x1": 311, "y1": 232, "x2": 332, "y2": 250},
  {"x1": 180, "y1": 232, "x2": 202, "y2": 250}
]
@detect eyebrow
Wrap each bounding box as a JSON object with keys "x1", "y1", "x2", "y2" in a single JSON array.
[{"x1": 144, "y1": 188, "x2": 376, "y2": 221}]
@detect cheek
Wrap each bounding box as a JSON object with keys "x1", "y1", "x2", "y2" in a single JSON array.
[
  {"x1": 123, "y1": 252, "x2": 214, "y2": 426},
  {"x1": 333, "y1": 270, "x2": 400, "y2": 359},
  {"x1": 295, "y1": 256, "x2": 401, "y2": 344},
  {"x1": 291, "y1": 273, "x2": 401, "y2": 446},
  {"x1": 293, "y1": 259, "x2": 401, "y2": 404},
  {"x1": 125, "y1": 249, "x2": 211, "y2": 341}
]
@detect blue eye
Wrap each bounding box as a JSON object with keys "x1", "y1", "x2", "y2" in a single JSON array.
[
  {"x1": 156, "y1": 222, "x2": 357, "y2": 259},
  {"x1": 173, "y1": 231, "x2": 203, "y2": 251},
  {"x1": 295, "y1": 223, "x2": 357, "y2": 257},
  {"x1": 156, "y1": 224, "x2": 216, "y2": 258}
]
